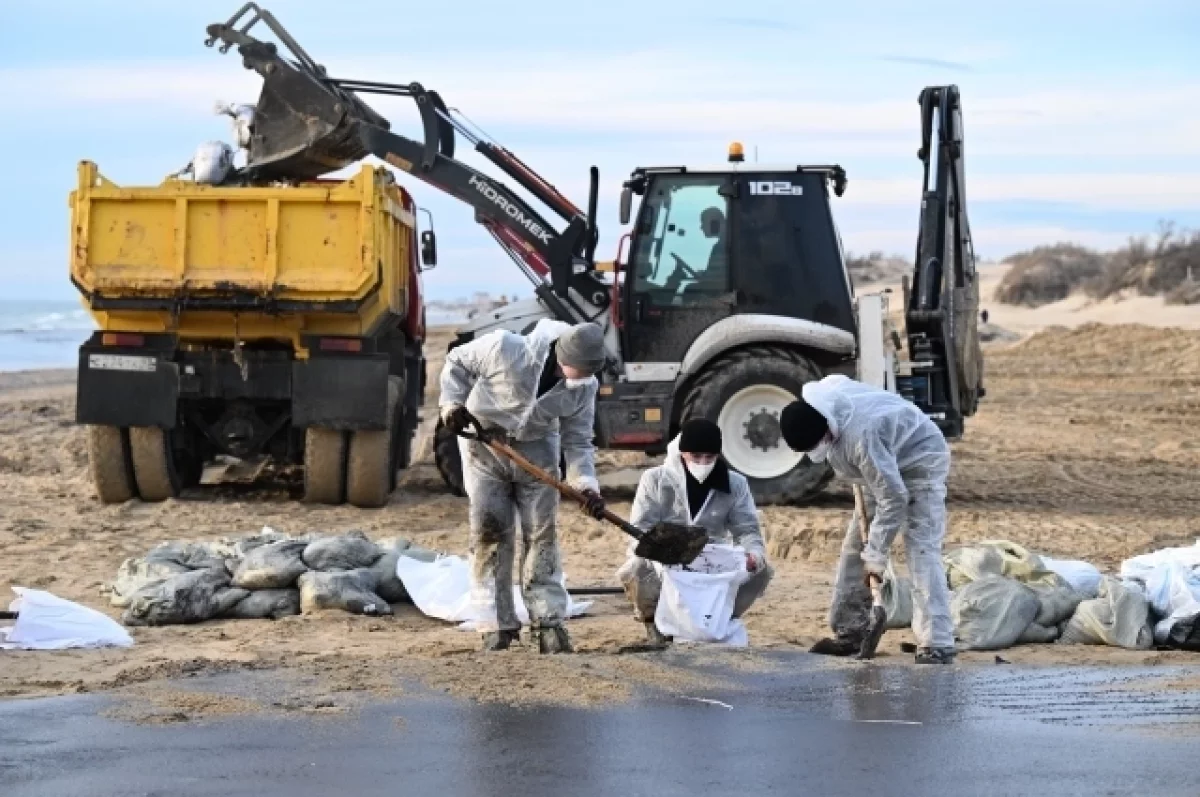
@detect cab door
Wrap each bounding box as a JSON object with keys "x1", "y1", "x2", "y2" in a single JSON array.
[{"x1": 622, "y1": 175, "x2": 735, "y2": 364}]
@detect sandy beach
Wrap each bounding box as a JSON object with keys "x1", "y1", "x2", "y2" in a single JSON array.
[{"x1": 1, "y1": 314, "x2": 1199, "y2": 715}]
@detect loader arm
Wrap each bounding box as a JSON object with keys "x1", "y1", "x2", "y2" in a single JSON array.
[
  {"x1": 204, "y1": 3, "x2": 606, "y2": 321},
  {"x1": 901, "y1": 84, "x2": 984, "y2": 438}
]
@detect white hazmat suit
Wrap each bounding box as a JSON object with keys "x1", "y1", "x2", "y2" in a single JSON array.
[
  {"x1": 439, "y1": 319, "x2": 599, "y2": 637},
  {"x1": 802, "y1": 375, "x2": 953, "y2": 651},
  {"x1": 618, "y1": 436, "x2": 772, "y2": 628}
]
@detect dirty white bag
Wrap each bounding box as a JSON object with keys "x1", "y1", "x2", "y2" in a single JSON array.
[
  {"x1": 1120, "y1": 539, "x2": 1200, "y2": 583},
  {"x1": 1041, "y1": 557, "x2": 1103, "y2": 599},
  {"x1": 1, "y1": 588, "x2": 133, "y2": 650},
  {"x1": 881, "y1": 560, "x2": 914, "y2": 629},
  {"x1": 1142, "y1": 562, "x2": 1200, "y2": 645},
  {"x1": 951, "y1": 575, "x2": 1040, "y2": 650},
  {"x1": 394, "y1": 553, "x2": 591, "y2": 631},
  {"x1": 1058, "y1": 576, "x2": 1153, "y2": 650},
  {"x1": 191, "y1": 141, "x2": 234, "y2": 184},
  {"x1": 653, "y1": 544, "x2": 751, "y2": 647}
]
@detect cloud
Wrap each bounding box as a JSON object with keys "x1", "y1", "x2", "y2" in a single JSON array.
[
  {"x1": 6, "y1": 55, "x2": 1200, "y2": 158},
  {"x1": 845, "y1": 173, "x2": 1200, "y2": 211},
  {"x1": 711, "y1": 17, "x2": 799, "y2": 32},
  {"x1": 878, "y1": 55, "x2": 973, "y2": 72},
  {"x1": 844, "y1": 225, "x2": 1142, "y2": 259}
]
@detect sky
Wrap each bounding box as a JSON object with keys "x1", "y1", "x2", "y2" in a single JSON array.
[{"x1": 2, "y1": 0, "x2": 1198, "y2": 301}]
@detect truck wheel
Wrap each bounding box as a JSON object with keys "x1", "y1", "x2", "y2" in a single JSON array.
[
  {"x1": 433, "y1": 418, "x2": 466, "y2": 497},
  {"x1": 129, "y1": 427, "x2": 181, "y2": 502},
  {"x1": 680, "y1": 346, "x2": 833, "y2": 505},
  {"x1": 86, "y1": 425, "x2": 136, "y2": 504},
  {"x1": 304, "y1": 428, "x2": 347, "y2": 504},
  {"x1": 347, "y1": 379, "x2": 400, "y2": 508}
]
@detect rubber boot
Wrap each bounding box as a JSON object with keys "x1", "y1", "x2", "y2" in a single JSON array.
[
  {"x1": 532, "y1": 625, "x2": 574, "y2": 654},
  {"x1": 914, "y1": 646, "x2": 957, "y2": 664},
  {"x1": 809, "y1": 635, "x2": 863, "y2": 656},
  {"x1": 644, "y1": 621, "x2": 672, "y2": 648},
  {"x1": 481, "y1": 629, "x2": 521, "y2": 652}
]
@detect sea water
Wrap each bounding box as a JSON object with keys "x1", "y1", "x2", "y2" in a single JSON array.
[
  {"x1": 0, "y1": 300, "x2": 94, "y2": 372},
  {"x1": 0, "y1": 300, "x2": 477, "y2": 372}
]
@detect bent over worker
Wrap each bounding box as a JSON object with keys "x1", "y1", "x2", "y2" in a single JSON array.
[
  {"x1": 618, "y1": 418, "x2": 772, "y2": 646},
  {"x1": 780, "y1": 375, "x2": 955, "y2": 664},
  {"x1": 439, "y1": 319, "x2": 607, "y2": 653}
]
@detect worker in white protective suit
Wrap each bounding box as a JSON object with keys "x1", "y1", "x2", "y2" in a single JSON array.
[
  {"x1": 780, "y1": 375, "x2": 955, "y2": 664},
  {"x1": 618, "y1": 418, "x2": 772, "y2": 647},
  {"x1": 440, "y1": 319, "x2": 607, "y2": 653}
]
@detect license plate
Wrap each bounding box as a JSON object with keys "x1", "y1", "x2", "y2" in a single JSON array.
[{"x1": 88, "y1": 354, "x2": 157, "y2": 373}]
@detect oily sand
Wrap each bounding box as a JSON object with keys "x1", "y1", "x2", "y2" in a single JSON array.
[{"x1": 2, "y1": 319, "x2": 1199, "y2": 716}]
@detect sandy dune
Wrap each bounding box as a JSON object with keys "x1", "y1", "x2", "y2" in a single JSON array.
[{"x1": 1, "y1": 319, "x2": 1199, "y2": 712}]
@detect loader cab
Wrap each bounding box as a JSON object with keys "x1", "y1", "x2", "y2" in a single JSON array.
[{"x1": 619, "y1": 161, "x2": 856, "y2": 364}]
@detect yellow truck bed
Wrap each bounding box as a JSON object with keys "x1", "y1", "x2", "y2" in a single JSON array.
[{"x1": 70, "y1": 161, "x2": 416, "y2": 345}]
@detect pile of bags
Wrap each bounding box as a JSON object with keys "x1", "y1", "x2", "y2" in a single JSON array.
[
  {"x1": 943, "y1": 539, "x2": 1200, "y2": 653},
  {"x1": 108, "y1": 528, "x2": 438, "y2": 627}
]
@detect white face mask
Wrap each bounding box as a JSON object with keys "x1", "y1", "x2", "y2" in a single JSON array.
[
  {"x1": 806, "y1": 435, "x2": 833, "y2": 463},
  {"x1": 564, "y1": 376, "x2": 596, "y2": 390},
  {"x1": 685, "y1": 460, "x2": 716, "y2": 483}
]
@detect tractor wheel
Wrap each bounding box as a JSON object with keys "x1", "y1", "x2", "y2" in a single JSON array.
[
  {"x1": 680, "y1": 346, "x2": 832, "y2": 505},
  {"x1": 347, "y1": 378, "x2": 400, "y2": 508},
  {"x1": 128, "y1": 427, "x2": 181, "y2": 502},
  {"x1": 304, "y1": 427, "x2": 347, "y2": 505},
  {"x1": 433, "y1": 417, "x2": 466, "y2": 497},
  {"x1": 86, "y1": 425, "x2": 136, "y2": 504}
]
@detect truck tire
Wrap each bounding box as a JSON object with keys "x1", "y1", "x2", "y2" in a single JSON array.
[
  {"x1": 347, "y1": 379, "x2": 400, "y2": 508},
  {"x1": 304, "y1": 427, "x2": 347, "y2": 505},
  {"x1": 433, "y1": 418, "x2": 466, "y2": 497},
  {"x1": 129, "y1": 427, "x2": 181, "y2": 502},
  {"x1": 86, "y1": 425, "x2": 136, "y2": 504},
  {"x1": 680, "y1": 346, "x2": 832, "y2": 505}
]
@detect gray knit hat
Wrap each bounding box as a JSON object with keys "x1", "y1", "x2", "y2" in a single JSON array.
[{"x1": 556, "y1": 323, "x2": 606, "y2": 373}]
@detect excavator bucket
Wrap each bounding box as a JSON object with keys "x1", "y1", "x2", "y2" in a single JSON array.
[{"x1": 205, "y1": 3, "x2": 389, "y2": 180}]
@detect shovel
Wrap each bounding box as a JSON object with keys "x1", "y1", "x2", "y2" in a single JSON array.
[
  {"x1": 854, "y1": 484, "x2": 887, "y2": 660},
  {"x1": 457, "y1": 414, "x2": 708, "y2": 566}
]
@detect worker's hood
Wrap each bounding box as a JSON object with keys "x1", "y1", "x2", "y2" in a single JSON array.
[
  {"x1": 525, "y1": 318, "x2": 573, "y2": 367},
  {"x1": 800, "y1": 375, "x2": 854, "y2": 439}
]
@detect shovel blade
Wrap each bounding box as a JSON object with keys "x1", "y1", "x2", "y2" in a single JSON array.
[
  {"x1": 634, "y1": 522, "x2": 708, "y2": 566},
  {"x1": 856, "y1": 605, "x2": 888, "y2": 660}
]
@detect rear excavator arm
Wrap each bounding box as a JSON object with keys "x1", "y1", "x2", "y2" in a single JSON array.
[
  {"x1": 901, "y1": 84, "x2": 985, "y2": 438},
  {"x1": 204, "y1": 3, "x2": 606, "y2": 323}
]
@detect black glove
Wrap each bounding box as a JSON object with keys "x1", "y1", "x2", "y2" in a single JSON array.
[
  {"x1": 443, "y1": 405, "x2": 474, "y2": 436},
  {"x1": 580, "y1": 489, "x2": 606, "y2": 520}
]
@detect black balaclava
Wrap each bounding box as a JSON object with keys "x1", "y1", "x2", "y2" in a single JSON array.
[
  {"x1": 679, "y1": 418, "x2": 722, "y2": 455},
  {"x1": 780, "y1": 398, "x2": 829, "y2": 452}
]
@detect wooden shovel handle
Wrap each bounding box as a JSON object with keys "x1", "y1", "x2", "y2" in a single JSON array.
[{"x1": 461, "y1": 415, "x2": 644, "y2": 541}]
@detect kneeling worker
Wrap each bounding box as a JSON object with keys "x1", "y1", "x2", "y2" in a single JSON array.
[
  {"x1": 618, "y1": 418, "x2": 772, "y2": 646},
  {"x1": 779, "y1": 375, "x2": 955, "y2": 664}
]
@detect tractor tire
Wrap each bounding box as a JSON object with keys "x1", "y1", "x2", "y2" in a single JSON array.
[
  {"x1": 433, "y1": 417, "x2": 466, "y2": 497},
  {"x1": 304, "y1": 427, "x2": 347, "y2": 505},
  {"x1": 86, "y1": 425, "x2": 135, "y2": 504},
  {"x1": 128, "y1": 426, "x2": 181, "y2": 502},
  {"x1": 680, "y1": 345, "x2": 833, "y2": 506},
  {"x1": 347, "y1": 379, "x2": 400, "y2": 508}
]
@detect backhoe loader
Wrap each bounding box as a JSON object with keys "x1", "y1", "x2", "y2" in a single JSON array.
[{"x1": 195, "y1": 3, "x2": 984, "y2": 505}]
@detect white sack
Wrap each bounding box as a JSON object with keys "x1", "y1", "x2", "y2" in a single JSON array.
[
  {"x1": 653, "y1": 544, "x2": 751, "y2": 647},
  {"x1": 1, "y1": 587, "x2": 133, "y2": 650},
  {"x1": 1041, "y1": 557, "x2": 1103, "y2": 599},
  {"x1": 394, "y1": 553, "x2": 591, "y2": 630}
]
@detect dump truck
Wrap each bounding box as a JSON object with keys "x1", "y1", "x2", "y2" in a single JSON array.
[{"x1": 71, "y1": 160, "x2": 432, "y2": 507}]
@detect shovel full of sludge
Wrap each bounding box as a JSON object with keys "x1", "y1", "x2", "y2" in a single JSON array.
[{"x1": 457, "y1": 414, "x2": 708, "y2": 566}]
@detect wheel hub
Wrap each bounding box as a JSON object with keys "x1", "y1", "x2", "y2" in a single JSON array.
[
  {"x1": 743, "y1": 408, "x2": 782, "y2": 451},
  {"x1": 716, "y1": 384, "x2": 804, "y2": 480}
]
